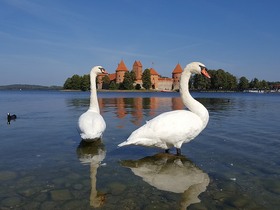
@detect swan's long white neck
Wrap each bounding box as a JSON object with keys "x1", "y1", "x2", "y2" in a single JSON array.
[
  {"x1": 179, "y1": 69, "x2": 209, "y2": 129},
  {"x1": 89, "y1": 72, "x2": 100, "y2": 113}
]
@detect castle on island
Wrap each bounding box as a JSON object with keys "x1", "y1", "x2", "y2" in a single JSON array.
[{"x1": 97, "y1": 60, "x2": 183, "y2": 91}]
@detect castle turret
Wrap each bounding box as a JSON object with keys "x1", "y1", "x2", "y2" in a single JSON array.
[
  {"x1": 133, "y1": 61, "x2": 143, "y2": 84},
  {"x1": 172, "y1": 63, "x2": 183, "y2": 90},
  {"x1": 116, "y1": 60, "x2": 128, "y2": 84},
  {"x1": 150, "y1": 68, "x2": 159, "y2": 89}
]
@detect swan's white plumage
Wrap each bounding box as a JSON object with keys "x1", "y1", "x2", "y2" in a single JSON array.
[
  {"x1": 118, "y1": 62, "x2": 210, "y2": 153},
  {"x1": 119, "y1": 110, "x2": 203, "y2": 149},
  {"x1": 78, "y1": 66, "x2": 106, "y2": 141},
  {"x1": 78, "y1": 111, "x2": 106, "y2": 140}
]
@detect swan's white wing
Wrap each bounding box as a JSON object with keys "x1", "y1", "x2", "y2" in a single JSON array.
[
  {"x1": 118, "y1": 110, "x2": 203, "y2": 149},
  {"x1": 78, "y1": 111, "x2": 106, "y2": 139}
]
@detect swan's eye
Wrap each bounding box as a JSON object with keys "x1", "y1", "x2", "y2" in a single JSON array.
[
  {"x1": 99, "y1": 67, "x2": 105, "y2": 73},
  {"x1": 199, "y1": 65, "x2": 207, "y2": 71}
]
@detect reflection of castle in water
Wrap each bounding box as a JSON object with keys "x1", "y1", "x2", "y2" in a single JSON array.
[
  {"x1": 98, "y1": 97, "x2": 184, "y2": 126},
  {"x1": 76, "y1": 140, "x2": 106, "y2": 208},
  {"x1": 121, "y1": 153, "x2": 210, "y2": 210},
  {"x1": 68, "y1": 96, "x2": 231, "y2": 128}
]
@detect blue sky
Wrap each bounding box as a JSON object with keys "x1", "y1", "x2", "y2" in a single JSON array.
[{"x1": 1, "y1": 0, "x2": 280, "y2": 86}]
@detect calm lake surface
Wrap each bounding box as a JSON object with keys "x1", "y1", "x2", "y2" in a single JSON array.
[{"x1": 0, "y1": 90, "x2": 279, "y2": 210}]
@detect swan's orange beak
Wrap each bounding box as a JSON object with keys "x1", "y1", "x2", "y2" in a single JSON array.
[
  {"x1": 201, "y1": 68, "x2": 211, "y2": 79},
  {"x1": 101, "y1": 69, "x2": 108, "y2": 74}
]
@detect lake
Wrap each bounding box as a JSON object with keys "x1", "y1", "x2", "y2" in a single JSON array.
[{"x1": 0, "y1": 90, "x2": 279, "y2": 210}]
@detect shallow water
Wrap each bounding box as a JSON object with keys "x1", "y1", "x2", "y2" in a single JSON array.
[{"x1": 0, "y1": 90, "x2": 279, "y2": 210}]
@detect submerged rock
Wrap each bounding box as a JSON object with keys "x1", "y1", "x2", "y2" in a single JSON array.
[
  {"x1": 0, "y1": 170, "x2": 17, "y2": 181},
  {"x1": 40, "y1": 201, "x2": 57, "y2": 210},
  {"x1": 1, "y1": 196, "x2": 22, "y2": 207},
  {"x1": 109, "y1": 182, "x2": 126, "y2": 195},
  {"x1": 50, "y1": 189, "x2": 72, "y2": 201}
]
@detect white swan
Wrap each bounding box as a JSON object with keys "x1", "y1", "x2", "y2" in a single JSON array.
[
  {"x1": 118, "y1": 62, "x2": 210, "y2": 155},
  {"x1": 78, "y1": 66, "x2": 107, "y2": 141}
]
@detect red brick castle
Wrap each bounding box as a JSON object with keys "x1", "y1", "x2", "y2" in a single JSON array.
[{"x1": 97, "y1": 59, "x2": 183, "y2": 91}]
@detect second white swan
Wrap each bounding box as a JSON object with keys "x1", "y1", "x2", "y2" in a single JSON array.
[
  {"x1": 78, "y1": 66, "x2": 107, "y2": 141},
  {"x1": 118, "y1": 62, "x2": 211, "y2": 155}
]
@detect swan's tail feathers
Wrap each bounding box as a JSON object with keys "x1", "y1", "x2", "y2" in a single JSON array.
[
  {"x1": 118, "y1": 141, "x2": 129, "y2": 147},
  {"x1": 80, "y1": 132, "x2": 103, "y2": 141},
  {"x1": 118, "y1": 138, "x2": 158, "y2": 148}
]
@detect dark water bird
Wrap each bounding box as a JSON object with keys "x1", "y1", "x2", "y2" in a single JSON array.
[{"x1": 7, "y1": 113, "x2": 17, "y2": 124}]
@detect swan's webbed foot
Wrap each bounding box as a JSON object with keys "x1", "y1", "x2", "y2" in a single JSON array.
[
  {"x1": 165, "y1": 149, "x2": 170, "y2": 154},
  {"x1": 176, "y1": 148, "x2": 181, "y2": 156}
]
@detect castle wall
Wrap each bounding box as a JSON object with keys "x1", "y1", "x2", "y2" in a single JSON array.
[
  {"x1": 151, "y1": 74, "x2": 159, "y2": 89},
  {"x1": 157, "y1": 78, "x2": 173, "y2": 91}
]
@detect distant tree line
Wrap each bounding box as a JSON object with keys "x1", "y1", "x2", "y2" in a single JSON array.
[
  {"x1": 0, "y1": 84, "x2": 62, "y2": 90},
  {"x1": 190, "y1": 69, "x2": 276, "y2": 91},
  {"x1": 63, "y1": 68, "x2": 279, "y2": 91}
]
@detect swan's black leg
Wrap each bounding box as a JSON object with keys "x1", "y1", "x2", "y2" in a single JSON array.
[
  {"x1": 176, "y1": 148, "x2": 181, "y2": 156},
  {"x1": 165, "y1": 149, "x2": 170, "y2": 153}
]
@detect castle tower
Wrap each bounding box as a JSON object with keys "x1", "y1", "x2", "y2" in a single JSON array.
[
  {"x1": 150, "y1": 68, "x2": 159, "y2": 89},
  {"x1": 172, "y1": 63, "x2": 183, "y2": 90},
  {"x1": 116, "y1": 60, "x2": 128, "y2": 84},
  {"x1": 97, "y1": 73, "x2": 107, "y2": 90},
  {"x1": 132, "y1": 61, "x2": 143, "y2": 84}
]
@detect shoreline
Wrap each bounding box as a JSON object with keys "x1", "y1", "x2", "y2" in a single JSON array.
[{"x1": 1, "y1": 88, "x2": 279, "y2": 94}]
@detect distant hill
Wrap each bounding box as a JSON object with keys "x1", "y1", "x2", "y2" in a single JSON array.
[{"x1": 0, "y1": 84, "x2": 63, "y2": 90}]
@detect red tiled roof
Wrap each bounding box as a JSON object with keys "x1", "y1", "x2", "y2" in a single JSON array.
[
  {"x1": 116, "y1": 60, "x2": 128, "y2": 71},
  {"x1": 108, "y1": 73, "x2": 116, "y2": 81},
  {"x1": 133, "y1": 60, "x2": 142, "y2": 67},
  {"x1": 172, "y1": 63, "x2": 183, "y2": 74},
  {"x1": 150, "y1": 68, "x2": 159, "y2": 75}
]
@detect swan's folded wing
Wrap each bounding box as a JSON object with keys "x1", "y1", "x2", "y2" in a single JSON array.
[
  {"x1": 119, "y1": 110, "x2": 203, "y2": 148},
  {"x1": 144, "y1": 110, "x2": 203, "y2": 141}
]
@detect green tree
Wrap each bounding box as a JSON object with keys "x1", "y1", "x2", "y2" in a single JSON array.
[
  {"x1": 249, "y1": 78, "x2": 260, "y2": 89},
  {"x1": 192, "y1": 74, "x2": 209, "y2": 90},
  {"x1": 71, "y1": 74, "x2": 82, "y2": 90},
  {"x1": 81, "y1": 74, "x2": 90, "y2": 91},
  {"x1": 122, "y1": 71, "x2": 134, "y2": 90},
  {"x1": 259, "y1": 80, "x2": 269, "y2": 90},
  {"x1": 225, "y1": 72, "x2": 237, "y2": 90},
  {"x1": 109, "y1": 81, "x2": 119, "y2": 90},
  {"x1": 130, "y1": 70, "x2": 136, "y2": 82},
  {"x1": 211, "y1": 69, "x2": 227, "y2": 90},
  {"x1": 142, "y1": 69, "x2": 151, "y2": 90},
  {"x1": 102, "y1": 75, "x2": 110, "y2": 89},
  {"x1": 63, "y1": 77, "x2": 73, "y2": 89},
  {"x1": 238, "y1": 76, "x2": 249, "y2": 91},
  {"x1": 207, "y1": 69, "x2": 237, "y2": 91}
]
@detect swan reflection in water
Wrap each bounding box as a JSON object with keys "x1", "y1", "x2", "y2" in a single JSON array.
[
  {"x1": 76, "y1": 139, "x2": 106, "y2": 208},
  {"x1": 121, "y1": 153, "x2": 209, "y2": 209}
]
